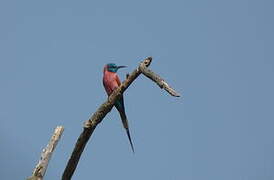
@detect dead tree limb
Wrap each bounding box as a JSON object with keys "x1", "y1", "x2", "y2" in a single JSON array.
[
  {"x1": 139, "y1": 63, "x2": 181, "y2": 97},
  {"x1": 27, "y1": 126, "x2": 64, "y2": 180},
  {"x1": 62, "y1": 57, "x2": 180, "y2": 180}
]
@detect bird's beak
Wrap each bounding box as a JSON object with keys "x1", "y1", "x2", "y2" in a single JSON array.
[{"x1": 117, "y1": 65, "x2": 127, "y2": 69}]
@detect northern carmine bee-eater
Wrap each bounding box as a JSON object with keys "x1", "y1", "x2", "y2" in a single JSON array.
[{"x1": 103, "y1": 63, "x2": 134, "y2": 153}]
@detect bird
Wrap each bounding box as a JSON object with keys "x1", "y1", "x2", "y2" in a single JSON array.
[{"x1": 103, "y1": 63, "x2": 135, "y2": 153}]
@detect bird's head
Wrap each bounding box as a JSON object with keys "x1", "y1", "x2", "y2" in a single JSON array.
[{"x1": 105, "y1": 63, "x2": 127, "y2": 73}]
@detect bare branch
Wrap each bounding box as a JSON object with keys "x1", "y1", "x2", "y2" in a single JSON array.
[
  {"x1": 139, "y1": 63, "x2": 181, "y2": 97},
  {"x1": 62, "y1": 57, "x2": 180, "y2": 180},
  {"x1": 27, "y1": 126, "x2": 64, "y2": 180}
]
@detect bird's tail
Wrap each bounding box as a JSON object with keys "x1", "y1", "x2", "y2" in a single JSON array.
[{"x1": 119, "y1": 111, "x2": 135, "y2": 153}]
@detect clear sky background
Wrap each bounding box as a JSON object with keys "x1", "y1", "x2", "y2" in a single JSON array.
[{"x1": 1, "y1": 0, "x2": 274, "y2": 179}]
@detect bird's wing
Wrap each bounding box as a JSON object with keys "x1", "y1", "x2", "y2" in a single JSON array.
[
  {"x1": 115, "y1": 74, "x2": 121, "y2": 86},
  {"x1": 103, "y1": 76, "x2": 113, "y2": 96}
]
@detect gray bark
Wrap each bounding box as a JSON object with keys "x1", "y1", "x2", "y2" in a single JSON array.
[{"x1": 27, "y1": 126, "x2": 64, "y2": 180}]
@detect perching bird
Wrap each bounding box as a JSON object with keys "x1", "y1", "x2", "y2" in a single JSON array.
[{"x1": 103, "y1": 63, "x2": 134, "y2": 153}]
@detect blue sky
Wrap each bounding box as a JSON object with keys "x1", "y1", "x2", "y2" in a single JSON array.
[{"x1": 1, "y1": 0, "x2": 274, "y2": 179}]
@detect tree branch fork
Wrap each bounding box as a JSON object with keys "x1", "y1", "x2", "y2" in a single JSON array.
[
  {"x1": 62, "y1": 57, "x2": 180, "y2": 180},
  {"x1": 84, "y1": 57, "x2": 179, "y2": 129}
]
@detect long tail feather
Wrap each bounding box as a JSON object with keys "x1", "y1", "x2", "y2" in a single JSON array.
[
  {"x1": 119, "y1": 111, "x2": 135, "y2": 153},
  {"x1": 115, "y1": 102, "x2": 135, "y2": 153},
  {"x1": 126, "y1": 127, "x2": 135, "y2": 153},
  {"x1": 115, "y1": 95, "x2": 135, "y2": 153}
]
